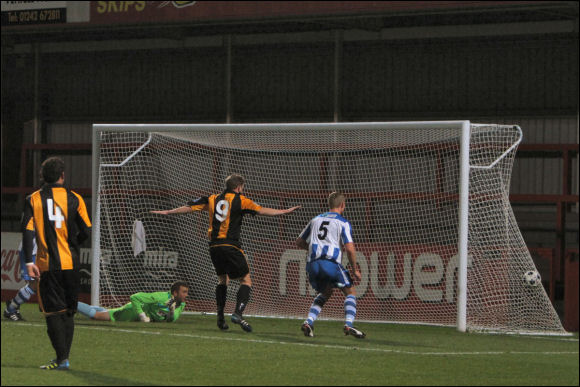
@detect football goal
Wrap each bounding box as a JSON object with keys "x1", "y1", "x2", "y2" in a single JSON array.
[{"x1": 91, "y1": 121, "x2": 567, "y2": 335}]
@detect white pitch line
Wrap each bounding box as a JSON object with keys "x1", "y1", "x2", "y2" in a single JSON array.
[
  {"x1": 5, "y1": 322, "x2": 579, "y2": 356},
  {"x1": 528, "y1": 336, "x2": 579, "y2": 343}
]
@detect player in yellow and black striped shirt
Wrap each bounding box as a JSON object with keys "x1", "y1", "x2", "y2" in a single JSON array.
[
  {"x1": 22, "y1": 157, "x2": 91, "y2": 370},
  {"x1": 152, "y1": 173, "x2": 300, "y2": 332}
]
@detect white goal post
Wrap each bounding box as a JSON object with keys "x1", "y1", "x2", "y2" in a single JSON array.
[{"x1": 91, "y1": 121, "x2": 568, "y2": 335}]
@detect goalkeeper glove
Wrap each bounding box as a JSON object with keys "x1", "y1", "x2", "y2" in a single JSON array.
[
  {"x1": 139, "y1": 312, "x2": 150, "y2": 323},
  {"x1": 165, "y1": 298, "x2": 176, "y2": 322}
]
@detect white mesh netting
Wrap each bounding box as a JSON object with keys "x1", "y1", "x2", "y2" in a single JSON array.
[{"x1": 93, "y1": 123, "x2": 565, "y2": 334}]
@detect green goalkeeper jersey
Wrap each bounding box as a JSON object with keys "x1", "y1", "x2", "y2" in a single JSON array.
[{"x1": 108, "y1": 291, "x2": 186, "y2": 322}]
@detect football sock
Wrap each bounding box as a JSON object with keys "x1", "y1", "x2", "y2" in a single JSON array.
[
  {"x1": 46, "y1": 314, "x2": 68, "y2": 363},
  {"x1": 306, "y1": 294, "x2": 327, "y2": 326},
  {"x1": 216, "y1": 284, "x2": 227, "y2": 317},
  {"x1": 7, "y1": 284, "x2": 36, "y2": 313},
  {"x1": 344, "y1": 295, "x2": 357, "y2": 327},
  {"x1": 77, "y1": 302, "x2": 97, "y2": 318},
  {"x1": 234, "y1": 285, "x2": 251, "y2": 316},
  {"x1": 63, "y1": 311, "x2": 75, "y2": 360}
]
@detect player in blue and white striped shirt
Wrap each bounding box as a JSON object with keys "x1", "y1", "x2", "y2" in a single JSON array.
[{"x1": 296, "y1": 192, "x2": 366, "y2": 339}]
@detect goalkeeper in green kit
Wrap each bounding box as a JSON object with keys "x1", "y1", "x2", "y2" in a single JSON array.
[{"x1": 77, "y1": 281, "x2": 188, "y2": 322}]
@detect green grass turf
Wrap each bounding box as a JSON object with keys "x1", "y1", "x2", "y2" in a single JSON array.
[{"x1": 1, "y1": 303, "x2": 578, "y2": 386}]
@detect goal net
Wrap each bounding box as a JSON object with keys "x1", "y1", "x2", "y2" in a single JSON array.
[{"x1": 91, "y1": 122, "x2": 566, "y2": 335}]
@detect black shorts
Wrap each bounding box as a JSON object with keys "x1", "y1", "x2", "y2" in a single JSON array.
[
  {"x1": 209, "y1": 245, "x2": 249, "y2": 279},
  {"x1": 38, "y1": 269, "x2": 80, "y2": 315}
]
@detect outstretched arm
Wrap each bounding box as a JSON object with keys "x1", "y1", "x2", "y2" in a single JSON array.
[
  {"x1": 258, "y1": 205, "x2": 301, "y2": 216},
  {"x1": 150, "y1": 206, "x2": 193, "y2": 215}
]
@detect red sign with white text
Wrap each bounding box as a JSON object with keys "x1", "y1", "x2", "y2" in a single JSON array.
[
  {"x1": 89, "y1": 1, "x2": 555, "y2": 25},
  {"x1": 1, "y1": 233, "x2": 25, "y2": 289}
]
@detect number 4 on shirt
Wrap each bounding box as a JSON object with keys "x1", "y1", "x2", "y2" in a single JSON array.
[{"x1": 47, "y1": 199, "x2": 64, "y2": 229}]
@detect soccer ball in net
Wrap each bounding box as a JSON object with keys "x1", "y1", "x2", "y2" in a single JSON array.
[{"x1": 523, "y1": 270, "x2": 541, "y2": 287}]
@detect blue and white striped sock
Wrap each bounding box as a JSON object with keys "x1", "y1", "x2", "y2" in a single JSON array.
[
  {"x1": 344, "y1": 295, "x2": 357, "y2": 327},
  {"x1": 305, "y1": 294, "x2": 327, "y2": 326},
  {"x1": 7, "y1": 284, "x2": 35, "y2": 313},
  {"x1": 77, "y1": 302, "x2": 102, "y2": 319}
]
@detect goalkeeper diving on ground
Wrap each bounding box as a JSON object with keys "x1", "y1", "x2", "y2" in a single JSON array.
[{"x1": 77, "y1": 281, "x2": 188, "y2": 322}]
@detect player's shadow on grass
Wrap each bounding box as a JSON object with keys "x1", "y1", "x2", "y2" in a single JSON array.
[
  {"x1": 75, "y1": 320, "x2": 165, "y2": 329},
  {"x1": 69, "y1": 369, "x2": 158, "y2": 386},
  {"x1": 256, "y1": 331, "x2": 434, "y2": 349},
  {"x1": 2, "y1": 365, "x2": 156, "y2": 386},
  {"x1": 358, "y1": 337, "x2": 434, "y2": 349}
]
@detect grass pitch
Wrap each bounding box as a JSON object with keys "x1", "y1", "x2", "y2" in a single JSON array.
[{"x1": 1, "y1": 303, "x2": 578, "y2": 386}]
